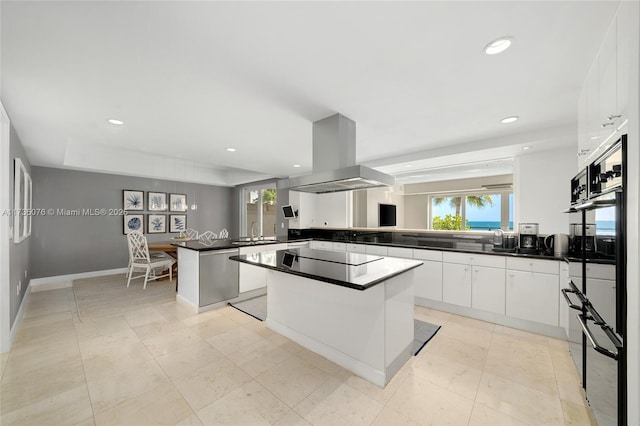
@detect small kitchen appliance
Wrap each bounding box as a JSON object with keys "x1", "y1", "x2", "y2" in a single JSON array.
[
  {"x1": 569, "y1": 223, "x2": 597, "y2": 254},
  {"x1": 544, "y1": 233, "x2": 569, "y2": 257},
  {"x1": 492, "y1": 229, "x2": 504, "y2": 248},
  {"x1": 518, "y1": 223, "x2": 539, "y2": 254}
]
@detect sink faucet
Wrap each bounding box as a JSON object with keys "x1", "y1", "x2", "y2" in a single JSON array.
[{"x1": 250, "y1": 221, "x2": 257, "y2": 242}]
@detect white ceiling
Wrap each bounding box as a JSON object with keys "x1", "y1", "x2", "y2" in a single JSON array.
[{"x1": 0, "y1": 1, "x2": 619, "y2": 186}]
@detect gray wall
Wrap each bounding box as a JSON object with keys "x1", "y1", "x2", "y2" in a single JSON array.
[
  {"x1": 9, "y1": 125, "x2": 31, "y2": 328},
  {"x1": 31, "y1": 167, "x2": 234, "y2": 278}
]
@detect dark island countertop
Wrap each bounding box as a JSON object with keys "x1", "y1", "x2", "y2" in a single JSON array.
[
  {"x1": 229, "y1": 248, "x2": 423, "y2": 291},
  {"x1": 172, "y1": 238, "x2": 284, "y2": 252}
]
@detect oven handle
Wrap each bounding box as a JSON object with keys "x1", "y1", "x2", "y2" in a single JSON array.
[
  {"x1": 561, "y1": 280, "x2": 587, "y2": 310},
  {"x1": 577, "y1": 314, "x2": 620, "y2": 360},
  {"x1": 561, "y1": 288, "x2": 582, "y2": 310}
]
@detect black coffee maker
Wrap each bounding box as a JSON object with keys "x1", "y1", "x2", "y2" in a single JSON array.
[
  {"x1": 570, "y1": 223, "x2": 597, "y2": 255},
  {"x1": 518, "y1": 223, "x2": 539, "y2": 254}
]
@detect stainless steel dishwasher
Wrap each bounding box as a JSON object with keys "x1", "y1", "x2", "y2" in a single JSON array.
[{"x1": 199, "y1": 248, "x2": 239, "y2": 306}]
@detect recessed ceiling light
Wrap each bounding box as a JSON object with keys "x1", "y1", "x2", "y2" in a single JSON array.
[
  {"x1": 225, "y1": 147, "x2": 236, "y2": 152},
  {"x1": 107, "y1": 119, "x2": 124, "y2": 125},
  {"x1": 522, "y1": 146, "x2": 531, "y2": 150},
  {"x1": 484, "y1": 37, "x2": 513, "y2": 55},
  {"x1": 501, "y1": 116, "x2": 519, "y2": 124},
  {"x1": 404, "y1": 164, "x2": 413, "y2": 168},
  {"x1": 293, "y1": 164, "x2": 301, "y2": 168}
]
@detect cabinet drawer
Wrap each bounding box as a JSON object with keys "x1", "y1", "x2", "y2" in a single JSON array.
[
  {"x1": 569, "y1": 263, "x2": 615, "y2": 280},
  {"x1": 413, "y1": 249, "x2": 442, "y2": 262},
  {"x1": 442, "y1": 252, "x2": 472, "y2": 265},
  {"x1": 332, "y1": 242, "x2": 346, "y2": 251},
  {"x1": 506, "y1": 258, "x2": 559, "y2": 275},
  {"x1": 287, "y1": 241, "x2": 310, "y2": 249},
  {"x1": 310, "y1": 240, "x2": 332, "y2": 250},
  {"x1": 470, "y1": 254, "x2": 505, "y2": 269},
  {"x1": 346, "y1": 243, "x2": 366, "y2": 254},
  {"x1": 366, "y1": 245, "x2": 388, "y2": 256},
  {"x1": 388, "y1": 247, "x2": 413, "y2": 259}
]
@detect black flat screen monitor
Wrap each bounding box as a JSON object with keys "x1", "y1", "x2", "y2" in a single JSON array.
[
  {"x1": 282, "y1": 205, "x2": 295, "y2": 219},
  {"x1": 379, "y1": 203, "x2": 397, "y2": 227}
]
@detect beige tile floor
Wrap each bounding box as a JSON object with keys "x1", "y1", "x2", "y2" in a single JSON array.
[{"x1": 0, "y1": 276, "x2": 596, "y2": 426}]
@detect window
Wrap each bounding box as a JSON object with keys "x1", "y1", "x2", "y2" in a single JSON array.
[
  {"x1": 241, "y1": 184, "x2": 277, "y2": 238},
  {"x1": 429, "y1": 190, "x2": 513, "y2": 231}
]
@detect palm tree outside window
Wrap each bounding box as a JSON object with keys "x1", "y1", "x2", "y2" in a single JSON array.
[{"x1": 430, "y1": 192, "x2": 513, "y2": 231}]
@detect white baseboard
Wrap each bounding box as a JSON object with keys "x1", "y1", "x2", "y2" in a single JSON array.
[
  {"x1": 30, "y1": 268, "x2": 129, "y2": 292},
  {"x1": 176, "y1": 293, "x2": 199, "y2": 314},
  {"x1": 267, "y1": 318, "x2": 387, "y2": 387},
  {"x1": 3, "y1": 284, "x2": 31, "y2": 353}
]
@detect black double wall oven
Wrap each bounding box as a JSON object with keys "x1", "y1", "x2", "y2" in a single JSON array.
[{"x1": 564, "y1": 134, "x2": 626, "y2": 426}]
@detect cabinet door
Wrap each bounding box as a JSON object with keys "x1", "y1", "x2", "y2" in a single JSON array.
[
  {"x1": 598, "y1": 17, "x2": 618, "y2": 142},
  {"x1": 583, "y1": 63, "x2": 600, "y2": 169},
  {"x1": 239, "y1": 263, "x2": 266, "y2": 293},
  {"x1": 414, "y1": 259, "x2": 443, "y2": 301},
  {"x1": 287, "y1": 241, "x2": 310, "y2": 249},
  {"x1": 332, "y1": 242, "x2": 346, "y2": 252},
  {"x1": 366, "y1": 245, "x2": 388, "y2": 256},
  {"x1": 443, "y1": 262, "x2": 471, "y2": 307},
  {"x1": 347, "y1": 243, "x2": 367, "y2": 254},
  {"x1": 616, "y1": 2, "x2": 633, "y2": 117},
  {"x1": 472, "y1": 266, "x2": 505, "y2": 315},
  {"x1": 506, "y1": 270, "x2": 559, "y2": 326},
  {"x1": 310, "y1": 240, "x2": 331, "y2": 250},
  {"x1": 577, "y1": 83, "x2": 588, "y2": 170}
]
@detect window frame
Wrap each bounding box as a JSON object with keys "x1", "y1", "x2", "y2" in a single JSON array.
[{"x1": 427, "y1": 189, "x2": 513, "y2": 231}]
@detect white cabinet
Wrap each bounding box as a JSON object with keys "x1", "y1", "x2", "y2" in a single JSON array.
[
  {"x1": 366, "y1": 245, "x2": 388, "y2": 256},
  {"x1": 576, "y1": 5, "x2": 636, "y2": 171},
  {"x1": 506, "y1": 269, "x2": 559, "y2": 327},
  {"x1": 310, "y1": 240, "x2": 332, "y2": 250},
  {"x1": 472, "y1": 266, "x2": 505, "y2": 315},
  {"x1": 387, "y1": 247, "x2": 413, "y2": 259},
  {"x1": 442, "y1": 252, "x2": 505, "y2": 311},
  {"x1": 287, "y1": 241, "x2": 310, "y2": 249},
  {"x1": 442, "y1": 262, "x2": 471, "y2": 307},
  {"x1": 598, "y1": 18, "x2": 617, "y2": 142},
  {"x1": 559, "y1": 262, "x2": 570, "y2": 338},
  {"x1": 346, "y1": 243, "x2": 366, "y2": 254},
  {"x1": 238, "y1": 243, "x2": 286, "y2": 293},
  {"x1": 413, "y1": 249, "x2": 443, "y2": 301},
  {"x1": 332, "y1": 242, "x2": 346, "y2": 251}
]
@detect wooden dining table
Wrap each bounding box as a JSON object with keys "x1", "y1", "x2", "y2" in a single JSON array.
[{"x1": 148, "y1": 239, "x2": 186, "y2": 290}]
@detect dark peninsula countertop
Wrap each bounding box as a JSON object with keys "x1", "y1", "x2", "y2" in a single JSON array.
[
  {"x1": 229, "y1": 248, "x2": 423, "y2": 291},
  {"x1": 172, "y1": 238, "x2": 283, "y2": 252}
]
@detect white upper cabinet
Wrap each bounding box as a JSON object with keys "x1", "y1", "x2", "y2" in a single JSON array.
[
  {"x1": 598, "y1": 17, "x2": 617, "y2": 142},
  {"x1": 616, "y1": 1, "x2": 632, "y2": 117},
  {"x1": 577, "y1": 6, "x2": 632, "y2": 171}
]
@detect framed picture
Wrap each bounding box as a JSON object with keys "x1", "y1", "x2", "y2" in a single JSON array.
[
  {"x1": 123, "y1": 190, "x2": 144, "y2": 211},
  {"x1": 123, "y1": 214, "x2": 144, "y2": 234},
  {"x1": 147, "y1": 214, "x2": 167, "y2": 233},
  {"x1": 148, "y1": 192, "x2": 167, "y2": 211},
  {"x1": 13, "y1": 158, "x2": 32, "y2": 243},
  {"x1": 169, "y1": 193, "x2": 187, "y2": 212},
  {"x1": 169, "y1": 214, "x2": 187, "y2": 233}
]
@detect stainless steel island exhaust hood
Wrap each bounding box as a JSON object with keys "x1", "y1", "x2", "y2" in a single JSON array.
[{"x1": 278, "y1": 114, "x2": 395, "y2": 194}]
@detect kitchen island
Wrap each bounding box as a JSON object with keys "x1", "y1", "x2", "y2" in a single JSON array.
[
  {"x1": 173, "y1": 239, "x2": 285, "y2": 312},
  {"x1": 230, "y1": 248, "x2": 422, "y2": 387}
]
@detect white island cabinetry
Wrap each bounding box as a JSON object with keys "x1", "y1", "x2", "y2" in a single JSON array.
[{"x1": 238, "y1": 243, "x2": 286, "y2": 294}]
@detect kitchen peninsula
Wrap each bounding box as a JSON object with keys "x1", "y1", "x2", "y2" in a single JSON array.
[
  {"x1": 173, "y1": 239, "x2": 286, "y2": 311},
  {"x1": 231, "y1": 248, "x2": 422, "y2": 387}
]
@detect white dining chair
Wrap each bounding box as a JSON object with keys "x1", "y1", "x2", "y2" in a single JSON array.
[
  {"x1": 218, "y1": 228, "x2": 229, "y2": 239},
  {"x1": 198, "y1": 231, "x2": 217, "y2": 245},
  {"x1": 126, "y1": 231, "x2": 175, "y2": 289},
  {"x1": 180, "y1": 228, "x2": 199, "y2": 240}
]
